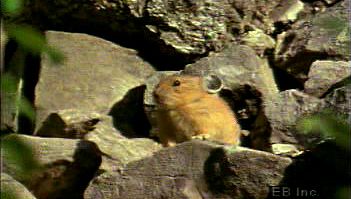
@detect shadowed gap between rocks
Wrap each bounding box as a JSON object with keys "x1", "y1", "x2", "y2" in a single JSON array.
[
  {"x1": 3, "y1": 40, "x2": 41, "y2": 135},
  {"x1": 268, "y1": 47, "x2": 345, "y2": 91},
  {"x1": 29, "y1": 140, "x2": 102, "y2": 199},
  {"x1": 265, "y1": 48, "x2": 304, "y2": 91},
  {"x1": 219, "y1": 85, "x2": 272, "y2": 151},
  {"x1": 108, "y1": 85, "x2": 152, "y2": 138}
]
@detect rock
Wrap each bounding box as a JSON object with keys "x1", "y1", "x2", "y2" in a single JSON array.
[
  {"x1": 36, "y1": 31, "x2": 155, "y2": 131},
  {"x1": 230, "y1": 0, "x2": 304, "y2": 33},
  {"x1": 36, "y1": 109, "x2": 123, "y2": 139},
  {"x1": 264, "y1": 89, "x2": 325, "y2": 147},
  {"x1": 269, "y1": 0, "x2": 304, "y2": 23},
  {"x1": 274, "y1": 1, "x2": 350, "y2": 81},
  {"x1": 98, "y1": 138, "x2": 162, "y2": 172},
  {"x1": 1, "y1": 173, "x2": 37, "y2": 199},
  {"x1": 240, "y1": 28, "x2": 276, "y2": 56},
  {"x1": 183, "y1": 44, "x2": 278, "y2": 100},
  {"x1": 84, "y1": 140, "x2": 218, "y2": 199},
  {"x1": 2, "y1": 134, "x2": 101, "y2": 199},
  {"x1": 28, "y1": 0, "x2": 304, "y2": 60},
  {"x1": 84, "y1": 140, "x2": 292, "y2": 199},
  {"x1": 35, "y1": 109, "x2": 162, "y2": 172},
  {"x1": 271, "y1": 143, "x2": 301, "y2": 156},
  {"x1": 206, "y1": 146, "x2": 292, "y2": 199},
  {"x1": 323, "y1": 84, "x2": 351, "y2": 119},
  {"x1": 304, "y1": 60, "x2": 350, "y2": 97},
  {"x1": 144, "y1": 0, "x2": 241, "y2": 55}
]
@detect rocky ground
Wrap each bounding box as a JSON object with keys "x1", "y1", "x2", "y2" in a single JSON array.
[{"x1": 1, "y1": 0, "x2": 350, "y2": 199}]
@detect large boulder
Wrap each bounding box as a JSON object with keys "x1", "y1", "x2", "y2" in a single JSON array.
[
  {"x1": 36, "y1": 31, "x2": 155, "y2": 134},
  {"x1": 85, "y1": 140, "x2": 292, "y2": 199}
]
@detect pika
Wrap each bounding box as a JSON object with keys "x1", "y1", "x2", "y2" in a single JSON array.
[{"x1": 153, "y1": 74, "x2": 241, "y2": 147}]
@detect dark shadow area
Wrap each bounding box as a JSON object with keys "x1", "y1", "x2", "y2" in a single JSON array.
[
  {"x1": 3, "y1": 40, "x2": 41, "y2": 135},
  {"x1": 29, "y1": 140, "x2": 102, "y2": 199},
  {"x1": 271, "y1": 66, "x2": 304, "y2": 91},
  {"x1": 108, "y1": 85, "x2": 151, "y2": 138},
  {"x1": 17, "y1": 53, "x2": 41, "y2": 134},
  {"x1": 219, "y1": 85, "x2": 271, "y2": 150},
  {"x1": 204, "y1": 147, "x2": 229, "y2": 195},
  {"x1": 265, "y1": 47, "x2": 304, "y2": 91},
  {"x1": 267, "y1": 141, "x2": 351, "y2": 199}
]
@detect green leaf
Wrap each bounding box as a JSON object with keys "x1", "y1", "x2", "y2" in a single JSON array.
[
  {"x1": 1, "y1": 0, "x2": 23, "y2": 15},
  {"x1": 297, "y1": 110, "x2": 350, "y2": 150},
  {"x1": 6, "y1": 24, "x2": 46, "y2": 54},
  {"x1": 1, "y1": 135, "x2": 40, "y2": 180},
  {"x1": 17, "y1": 96, "x2": 35, "y2": 120},
  {"x1": 1, "y1": 73, "x2": 19, "y2": 94},
  {"x1": 6, "y1": 24, "x2": 65, "y2": 64},
  {"x1": 0, "y1": 190, "x2": 18, "y2": 199}
]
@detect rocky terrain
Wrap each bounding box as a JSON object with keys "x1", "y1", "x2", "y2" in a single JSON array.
[{"x1": 1, "y1": 0, "x2": 350, "y2": 199}]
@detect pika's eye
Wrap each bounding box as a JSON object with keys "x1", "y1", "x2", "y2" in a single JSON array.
[{"x1": 172, "y1": 80, "x2": 181, "y2": 87}]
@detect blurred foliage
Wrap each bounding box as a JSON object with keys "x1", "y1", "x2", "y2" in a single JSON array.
[
  {"x1": 0, "y1": 190, "x2": 18, "y2": 199},
  {"x1": 1, "y1": 135, "x2": 40, "y2": 179},
  {"x1": 297, "y1": 110, "x2": 350, "y2": 199},
  {"x1": 297, "y1": 109, "x2": 350, "y2": 150},
  {"x1": 1, "y1": 0, "x2": 63, "y2": 198},
  {"x1": 1, "y1": 0, "x2": 23, "y2": 16},
  {"x1": 6, "y1": 24, "x2": 65, "y2": 64}
]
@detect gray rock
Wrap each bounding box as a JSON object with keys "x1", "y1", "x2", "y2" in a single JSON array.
[
  {"x1": 206, "y1": 146, "x2": 292, "y2": 199},
  {"x1": 1, "y1": 173, "x2": 37, "y2": 199},
  {"x1": 240, "y1": 28, "x2": 276, "y2": 56},
  {"x1": 323, "y1": 85, "x2": 351, "y2": 119},
  {"x1": 274, "y1": 1, "x2": 350, "y2": 81},
  {"x1": 36, "y1": 31, "x2": 155, "y2": 130},
  {"x1": 84, "y1": 140, "x2": 292, "y2": 199},
  {"x1": 264, "y1": 89, "x2": 325, "y2": 147},
  {"x1": 35, "y1": 109, "x2": 162, "y2": 172},
  {"x1": 97, "y1": 138, "x2": 162, "y2": 172},
  {"x1": 304, "y1": 60, "x2": 351, "y2": 97},
  {"x1": 144, "y1": 0, "x2": 241, "y2": 55},
  {"x1": 229, "y1": 0, "x2": 304, "y2": 33},
  {"x1": 36, "y1": 109, "x2": 123, "y2": 139},
  {"x1": 183, "y1": 44, "x2": 278, "y2": 100},
  {"x1": 2, "y1": 134, "x2": 101, "y2": 199}
]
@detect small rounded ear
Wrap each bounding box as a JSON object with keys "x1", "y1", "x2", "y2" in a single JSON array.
[{"x1": 202, "y1": 74, "x2": 223, "y2": 94}]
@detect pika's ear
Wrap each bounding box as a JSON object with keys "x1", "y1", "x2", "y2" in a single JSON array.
[{"x1": 202, "y1": 74, "x2": 223, "y2": 94}]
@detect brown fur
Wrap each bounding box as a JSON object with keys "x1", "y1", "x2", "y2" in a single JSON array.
[{"x1": 153, "y1": 75, "x2": 241, "y2": 147}]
